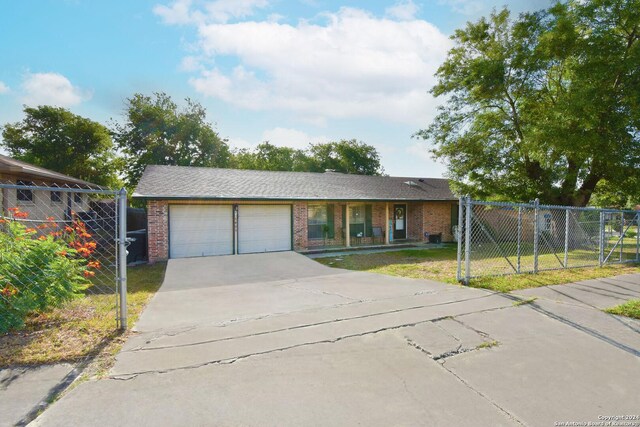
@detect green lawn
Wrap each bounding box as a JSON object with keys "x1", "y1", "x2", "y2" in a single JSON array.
[
  {"x1": 0, "y1": 262, "x2": 166, "y2": 368},
  {"x1": 316, "y1": 244, "x2": 640, "y2": 293},
  {"x1": 604, "y1": 300, "x2": 640, "y2": 319}
]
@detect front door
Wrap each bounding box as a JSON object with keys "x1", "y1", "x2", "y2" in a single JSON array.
[{"x1": 394, "y1": 204, "x2": 407, "y2": 239}]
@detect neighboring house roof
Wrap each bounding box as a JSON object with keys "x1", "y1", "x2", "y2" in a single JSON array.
[
  {"x1": 133, "y1": 165, "x2": 456, "y2": 201},
  {"x1": 0, "y1": 154, "x2": 99, "y2": 188}
]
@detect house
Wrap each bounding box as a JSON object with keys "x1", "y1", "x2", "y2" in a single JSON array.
[
  {"x1": 0, "y1": 154, "x2": 98, "y2": 221},
  {"x1": 134, "y1": 166, "x2": 458, "y2": 263}
]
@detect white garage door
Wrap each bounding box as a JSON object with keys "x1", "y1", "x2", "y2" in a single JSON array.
[
  {"x1": 238, "y1": 205, "x2": 292, "y2": 254},
  {"x1": 169, "y1": 205, "x2": 233, "y2": 258}
]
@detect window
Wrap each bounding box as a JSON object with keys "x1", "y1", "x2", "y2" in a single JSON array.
[
  {"x1": 51, "y1": 191, "x2": 62, "y2": 204},
  {"x1": 348, "y1": 204, "x2": 372, "y2": 237},
  {"x1": 16, "y1": 180, "x2": 34, "y2": 202},
  {"x1": 308, "y1": 204, "x2": 330, "y2": 239},
  {"x1": 74, "y1": 193, "x2": 83, "y2": 204}
]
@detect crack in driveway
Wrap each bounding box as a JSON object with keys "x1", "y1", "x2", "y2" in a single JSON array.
[
  {"x1": 111, "y1": 302, "x2": 517, "y2": 379},
  {"x1": 124, "y1": 293, "x2": 500, "y2": 352}
]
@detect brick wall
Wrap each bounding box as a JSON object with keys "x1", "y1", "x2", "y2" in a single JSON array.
[
  {"x1": 292, "y1": 202, "x2": 307, "y2": 251},
  {"x1": 423, "y1": 201, "x2": 456, "y2": 242},
  {"x1": 407, "y1": 203, "x2": 424, "y2": 241},
  {"x1": 147, "y1": 200, "x2": 169, "y2": 263}
]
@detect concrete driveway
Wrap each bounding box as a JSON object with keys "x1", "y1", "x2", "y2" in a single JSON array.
[{"x1": 33, "y1": 252, "x2": 640, "y2": 426}]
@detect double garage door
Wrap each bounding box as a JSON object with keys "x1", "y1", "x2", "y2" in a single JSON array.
[{"x1": 169, "y1": 205, "x2": 292, "y2": 258}]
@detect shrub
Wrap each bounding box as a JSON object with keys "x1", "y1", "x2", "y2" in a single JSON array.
[{"x1": 0, "y1": 209, "x2": 99, "y2": 333}]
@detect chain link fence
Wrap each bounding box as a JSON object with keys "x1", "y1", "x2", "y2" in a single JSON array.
[
  {"x1": 0, "y1": 181, "x2": 127, "y2": 334},
  {"x1": 456, "y1": 197, "x2": 640, "y2": 284}
]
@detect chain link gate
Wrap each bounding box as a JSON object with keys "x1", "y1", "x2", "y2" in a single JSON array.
[
  {"x1": 0, "y1": 181, "x2": 128, "y2": 334},
  {"x1": 457, "y1": 197, "x2": 640, "y2": 284}
]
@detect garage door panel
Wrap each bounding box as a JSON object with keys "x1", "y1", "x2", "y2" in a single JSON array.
[
  {"x1": 238, "y1": 205, "x2": 291, "y2": 254},
  {"x1": 169, "y1": 205, "x2": 233, "y2": 258}
]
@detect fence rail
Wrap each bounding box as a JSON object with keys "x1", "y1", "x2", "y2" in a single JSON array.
[{"x1": 457, "y1": 197, "x2": 640, "y2": 284}]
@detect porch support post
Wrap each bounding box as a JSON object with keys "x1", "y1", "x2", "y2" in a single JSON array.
[
  {"x1": 345, "y1": 203, "x2": 351, "y2": 247},
  {"x1": 385, "y1": 202, "x2": 390, "y2": 245}
]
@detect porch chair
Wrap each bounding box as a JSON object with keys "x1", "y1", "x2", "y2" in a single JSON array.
[{"x1": 372, "y1": 226, "x2": 384, "y2": 244}]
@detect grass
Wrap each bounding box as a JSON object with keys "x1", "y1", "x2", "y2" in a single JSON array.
[
  {"x1": 0, "y1": 262, "x2": 166, "y2": 369},
  {"x1": 316, "y1": 244, "x2": 640, "y2": 293},
  {"x1": 476, "y1": 340, "x2": 499, "y2": 350},
  {"x1": 512, "y1": 297, "x2": 537, "y2": 306},
  {"x1": 604, "y1": 300, "x2": 640, "y2": 320}
]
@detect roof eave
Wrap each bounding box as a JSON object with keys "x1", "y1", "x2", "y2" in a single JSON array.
[{"x1": 132, "y1": 194, "x2": 457, "y2": 202}]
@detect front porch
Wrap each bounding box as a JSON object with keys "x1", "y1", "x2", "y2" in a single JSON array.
[{"x1": 298, "y1": 201, "x2": 435, "y2": 251}]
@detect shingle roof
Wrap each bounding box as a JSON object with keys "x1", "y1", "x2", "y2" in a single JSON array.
[
  {"x1": 0, "y1": 154, "x2": 100, "y2": 187},
  {"x1": 133, "y1": 165, "x2": 456, "y2": 201}
]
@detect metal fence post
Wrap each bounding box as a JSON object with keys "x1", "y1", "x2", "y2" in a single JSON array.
[
  {"x1": 456, "y1": 197, "x2": 463, "y2": 282},
  {"x1": 533, "y1": 198, "x2": 539, "y2": 274},
  {"x1": 620, "y1": 212, "x2": 624, "y2": 262},
  {"x1": 599, "y1": 211, "x2": 605, "y2": 267},
  {"x1": 636, "y1": 211, "x2": 639, "y2": 262},
  {"x1": 564, "y1": 209, "x2": 570, "y2": 268},
  {"x1": 117, "y1": 188, "x2": 128, "y2": 330},
  {"x1": 464, "y1": 196, "x2": 472, "y2": 285},
  {"x1": 516, "y1": 206, "x2": 522, "y2": 274}
]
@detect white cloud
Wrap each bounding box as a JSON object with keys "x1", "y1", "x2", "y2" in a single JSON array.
[
  {"x1": 385, "y1": 0, "x2": 419, "y2": 21},
  {"x1": 0, "y1": 81, "x2": 9, "y2": 94},
  {"x1": 21, "y1": 72, "x2": 91, "y2": 107},
  {"x1": 177, "y1": 6, "x2": 451, "y2": 125},
  {"x1": 438, "y1": 0, "x2": 484, "y2": 16},
  {"x1": 154, "y1": 0, "x2": 268, "y2": 25},
  {"x1": 262, "y1": 127, "x2": 328, "y2": 149},
  {"x1": 179, "y1": 55, "x2": 204, "y2": 72}
]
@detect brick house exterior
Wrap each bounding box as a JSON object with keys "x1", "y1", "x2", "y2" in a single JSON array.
[{"x1": 136, "y1": 166, "x2": 458, "y2": 263}]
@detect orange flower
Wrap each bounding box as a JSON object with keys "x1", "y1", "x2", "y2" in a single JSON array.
[
  {"x1": 37, "y1": 224, "x2": 48, "y2": 229},
  {"x1": 46, "y1": 216, "x2": 56, "y2": 222},
  {"x1": 15, "y1": 212, "x2": 29, "y2": 219},
  {"x1": 87, "y1": 260, "x2": 101, "y2": 269},
  {"x1": 80, "y1": 232, "x2": 92, "y2": 239},
  {"x1": 77, "y1": 247, "x2": 91, "y2": 257},
  {"x1": 64, "y1": 226, "x2": 74, "y2": 233},
  {"x1": 25, "y1": 228, "x2": 36, "y2": 234},
  {"x1": 0, "y1": 219, "x2": 5, "y2": 224},
  {"x1": 1, "y1": 285, "x2": 18, "y2": 297},
  {"x1": 87, "y1": 242, "x2": 97, "y2": 249},
  {"x1": 8, "y1": 207, "x2": 19, "y2": 213},
  {"x1": 57, "y1": 250, "x2": 68, "y2": 257},
  {"x1": 38, "y1": 235, "x2": 47, "y2": 241},
  {"x1": 83, "y1": 270, "x2": 95, "y2": 278}
]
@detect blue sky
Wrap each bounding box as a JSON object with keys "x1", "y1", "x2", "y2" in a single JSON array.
[{"x1": 0, "y1": 0, "x2": 550, "y2": 177}]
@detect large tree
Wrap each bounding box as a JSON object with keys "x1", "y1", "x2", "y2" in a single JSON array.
[
  {"x1": 112, "y1": 92, "x2": 231, "y2": 189},
  {"x1": 232, "y1": 142, "x2": 311, "y2": 172},
  {"x1": 231, "y1": 139, "x2": 384, "y2": 175},
  {"x1": 416, "y1": 0, "x2": 640, "y2": 206},
  {"x1": 308, "y1": 140, "x2": 384, "y2": 175},
  {"x1": 1, "y1": 106, "x2": 121, "y2": 187}
]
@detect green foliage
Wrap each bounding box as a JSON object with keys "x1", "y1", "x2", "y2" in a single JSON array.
[
  {"x1": 232, "y1": 142, "x2": 311, "y2": 171},
  {"x1": 1, "y1": 106, "x2": 121, "y2": 188},
  {"x1": 0, "y1": 215, "x2": 90, "y2": 333},
  {"x1": 112, "y1": 92, "x2": 232, "y2": 190},
  {"x1": 232, "y1": 139, "x2": 384, "y2": 175},
  {"x1": 417, "y1": 0, "x2": 640, "y2": 206},
  {"x1": 308, "y1": 140, "x2": 384, "y2": 175},
  {"x1": 590, "y1": 178, "x2": 640, "y2": 209}
]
